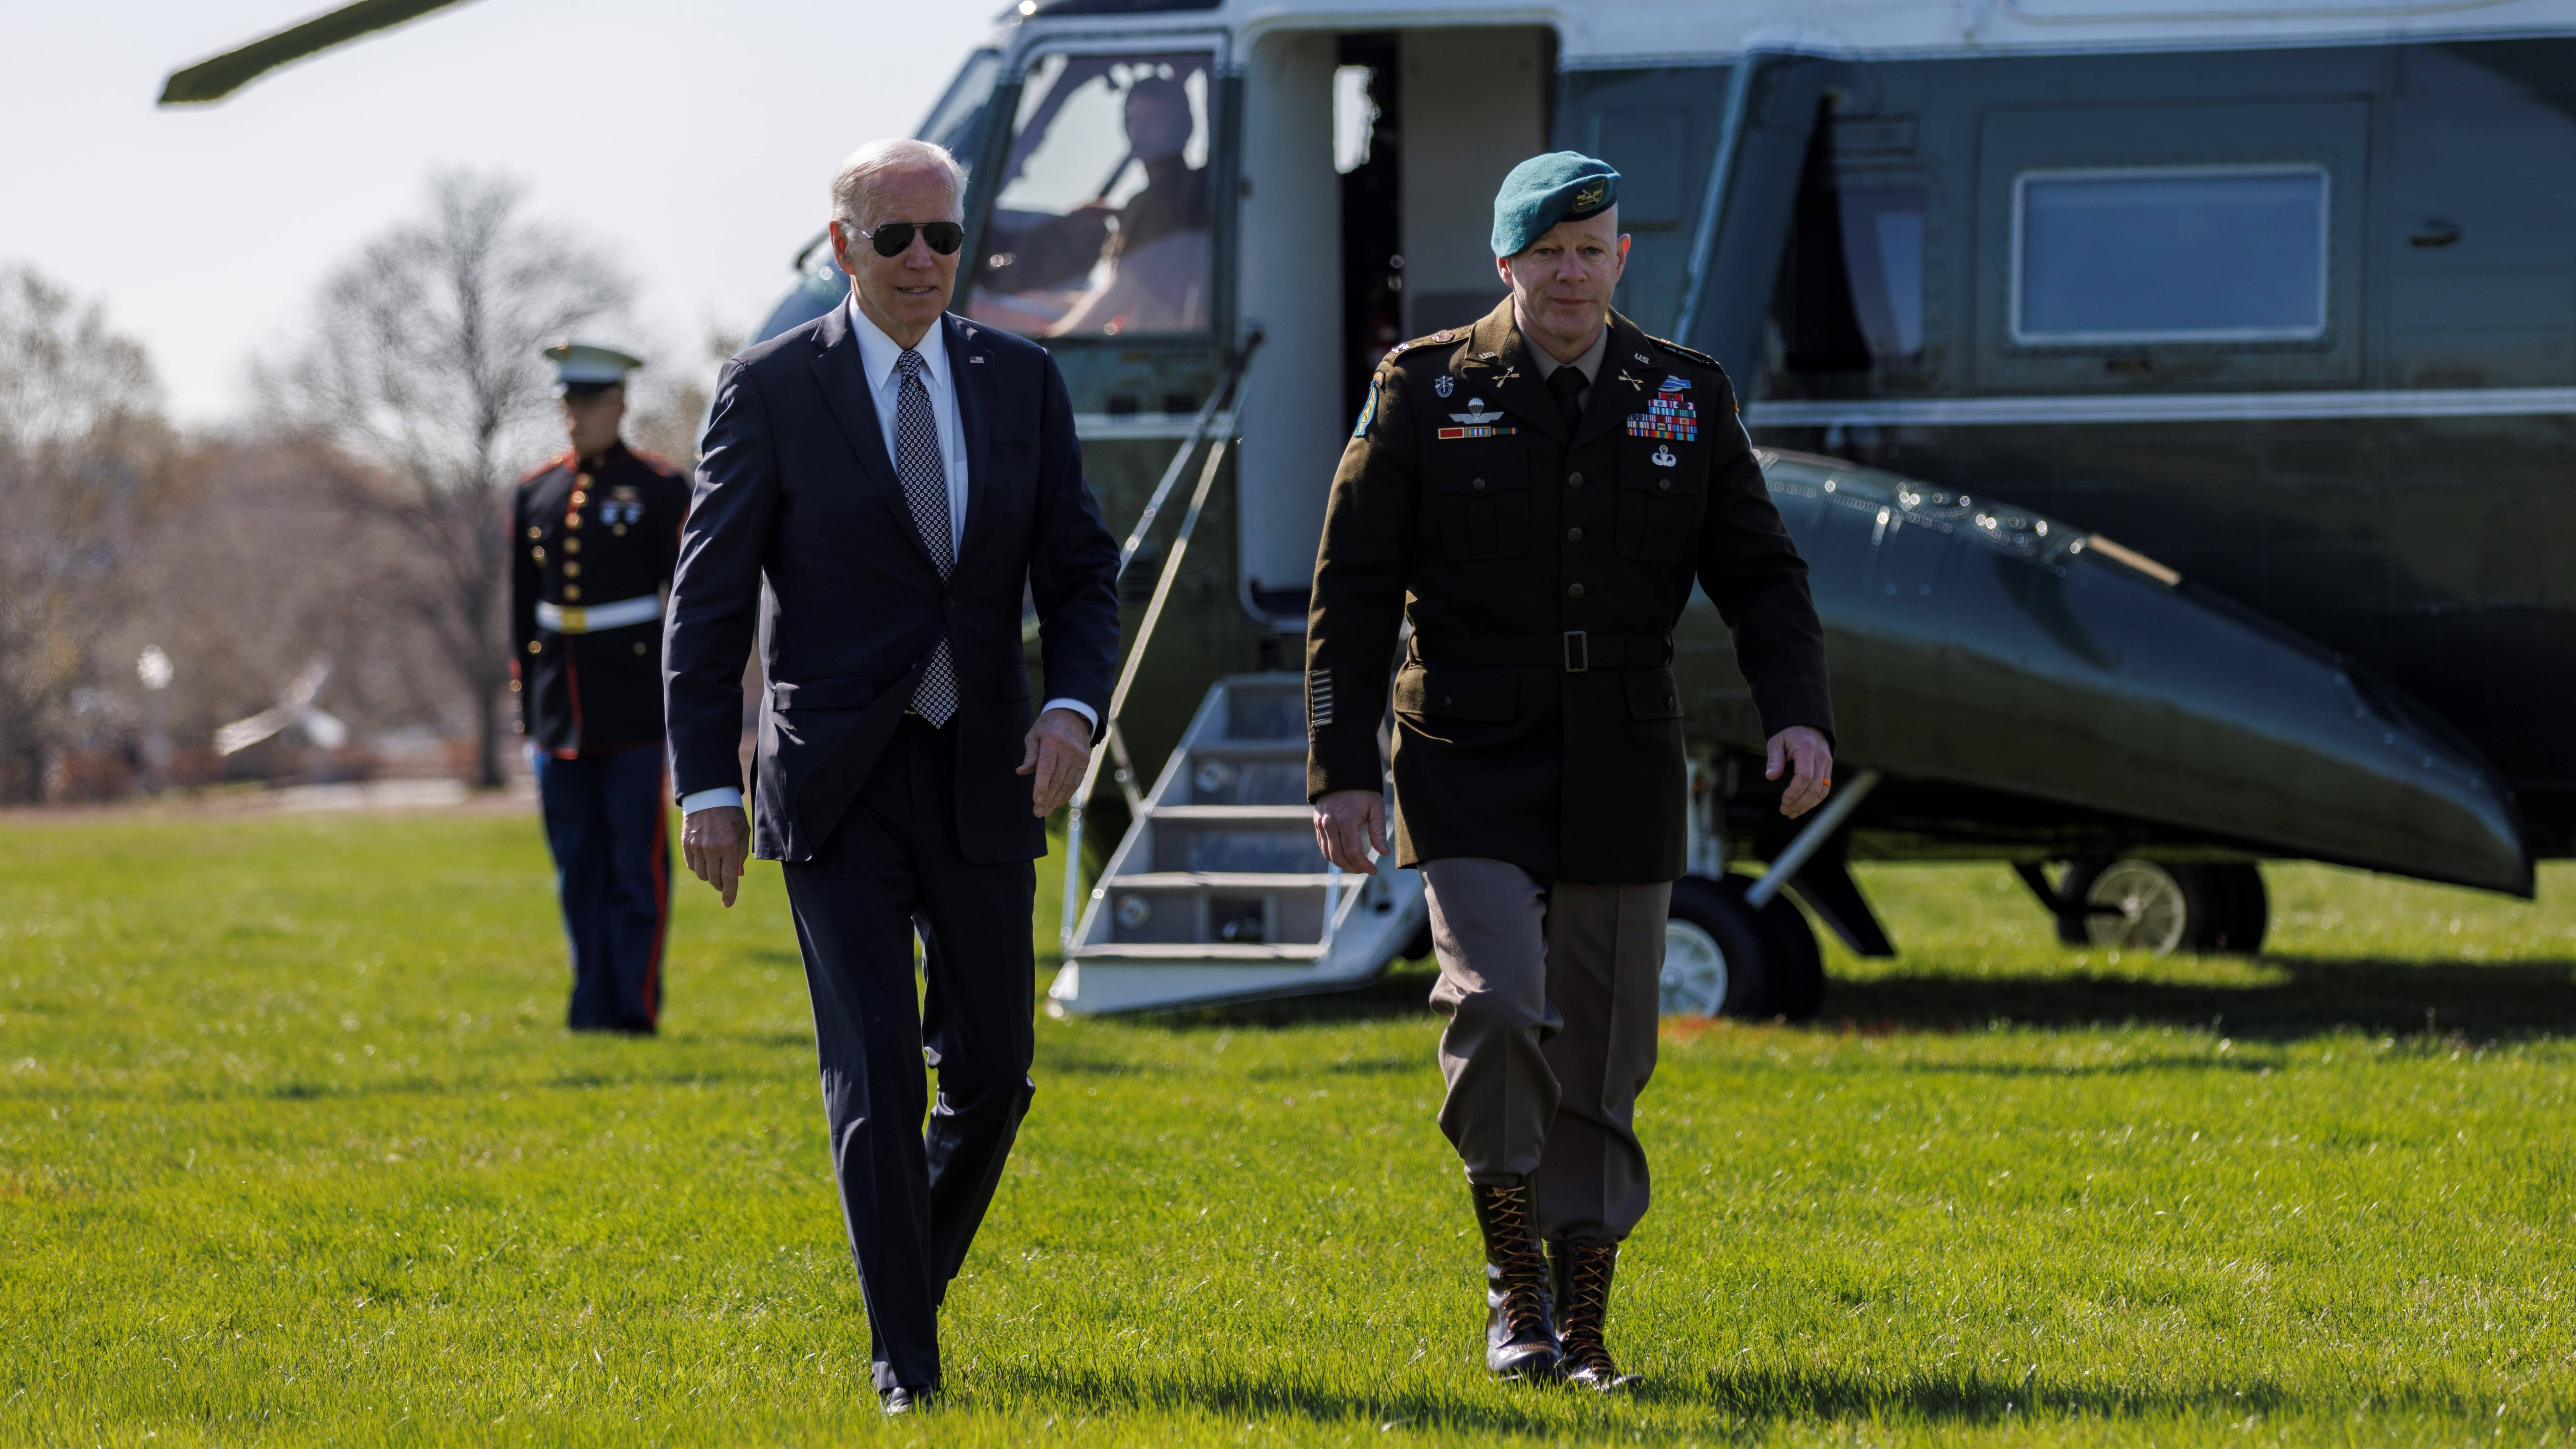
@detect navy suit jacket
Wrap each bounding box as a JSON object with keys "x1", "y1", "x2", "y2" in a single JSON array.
[{"x1": 663, "y1": 305, "x2": 1120, "y2": 864}]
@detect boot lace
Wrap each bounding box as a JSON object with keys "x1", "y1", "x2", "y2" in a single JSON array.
[
  {"x1": 1557, "y1": 1245, "x2": 1619, "y2": 1374},
  {"x1": 1485, "y1": 1186, "x2": 1553, "y2": 1338}
]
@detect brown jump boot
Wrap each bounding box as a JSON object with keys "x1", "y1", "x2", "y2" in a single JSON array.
[
  {"x1": 1467, "y1": 1177, "x2": 1562, "y2": 1381},
  {"x1": 1551, "y1": 1240, "x2": 1641, "y2": 1391}
]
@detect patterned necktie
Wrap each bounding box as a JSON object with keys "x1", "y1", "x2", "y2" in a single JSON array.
[{"x1": 893, "y1": 348, "x2": 958, "y2": 726}]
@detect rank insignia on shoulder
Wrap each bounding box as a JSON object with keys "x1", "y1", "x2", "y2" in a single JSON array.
[{"x1": 1649, "y1": 334, "x2": 1723, "y2": 369}]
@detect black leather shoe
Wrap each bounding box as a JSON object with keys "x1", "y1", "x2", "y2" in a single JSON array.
[
  {"x1": 1550, "y1": 1240, "x2": 1641, "y2": 1391},
  {"x1": 881, "y1": 1385, "x2": 937, "y2": 1416},
  {"x1": 1467, "y1": 1177, "x2": 1562, "y2": 1381}
]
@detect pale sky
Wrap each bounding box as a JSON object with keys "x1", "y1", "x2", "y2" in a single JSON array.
[{"x1": 2, "y1": 0, "x2": 1001, "y2": 424}]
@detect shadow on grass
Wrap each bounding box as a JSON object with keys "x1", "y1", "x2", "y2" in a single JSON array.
[
  {"x1": 1146, "y1": 963, "x2": 1442, "y2": 1031},
  {"x1": 968, "y1": 1361, "x2": 2297, "y2": 1434},
  {"x1": 1826, "y1": 957, "x2": 2576, "y2": 1044}
]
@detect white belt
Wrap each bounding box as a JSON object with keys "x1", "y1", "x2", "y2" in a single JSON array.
[{"x1": 537, "y1": 594, "x2": 663, "y2": 634}]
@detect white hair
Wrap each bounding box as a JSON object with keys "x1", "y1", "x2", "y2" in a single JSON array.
[{"x1": 830, "y1": 139, "x2": 967, "y2": 231}]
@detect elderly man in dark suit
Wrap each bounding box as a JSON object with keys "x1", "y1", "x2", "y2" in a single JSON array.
[{"x1": 663, "y1": 137, "x2": 1120, "y2": 1416}]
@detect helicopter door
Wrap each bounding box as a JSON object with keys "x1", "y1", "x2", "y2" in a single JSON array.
[{"x1": 1233, "y1": 25, "x2": 1554, "y2": 627}]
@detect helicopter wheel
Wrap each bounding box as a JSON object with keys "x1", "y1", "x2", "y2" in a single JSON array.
[
  {"x1": 1662, "y1": 875, "x2": 1825, "y2": 1021},
  {"x1": 2052, "y1": 859, "x2": 2269, "y2": 957}
]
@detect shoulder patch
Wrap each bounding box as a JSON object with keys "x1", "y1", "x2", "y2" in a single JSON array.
[
  {"x1": 1378, "y1": 328, "x2": 1461, "y2": 369},
  {"x1": 1646, "y1": 334, "x2": 1723, "y2": 372}
]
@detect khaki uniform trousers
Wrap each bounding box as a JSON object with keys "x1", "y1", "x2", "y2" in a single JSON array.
[{"x1": 1421, "y1": 856, "x2": 1670, "y2": 1244}]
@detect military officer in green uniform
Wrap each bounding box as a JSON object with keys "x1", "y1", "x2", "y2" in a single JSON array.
[
  {"x1": 1306, "y1": 153, "x2": 1837, "y2": 1388},
  {"x1": 510, "y1": 342, "x2": 692, "y2": 1033}
]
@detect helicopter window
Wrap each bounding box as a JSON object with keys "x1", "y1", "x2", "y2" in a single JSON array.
[
  {"x1": 2013, "y1": 167, "x2": 2328, "y2": 344},
  {"x1": 1779, "y1": 184, "x2": 1927, "y2": 376},
  {"x1": 917, "y1": 49, "x2": 1001, "y2": 165},
  {"x1": 966, "y1": 51, "x2": 1214, "y2": 339}
]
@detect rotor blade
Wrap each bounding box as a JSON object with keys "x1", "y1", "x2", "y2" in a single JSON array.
[
  {"x1": 157, "y1": 0, "x2": 477, "y2": 106},
  {"x1": 214, "y1": 707, "x2": 295, "y2": 756}
]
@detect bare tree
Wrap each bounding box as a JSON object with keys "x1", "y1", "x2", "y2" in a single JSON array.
[
  {"x1": 265, "y1": 170, "x2": 633, "y2": 788},
  {"x1": 0, "y1": 264, "x2": 174, "y2": 801},
  {"x1": 624, "y1": 319, "x2": 744, "y2": 478},
  {"x1": 100, "y1": 438, "x2": 461, "y2": 783}
]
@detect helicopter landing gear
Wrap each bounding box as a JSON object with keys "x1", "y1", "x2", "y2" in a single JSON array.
[
  {"x1": 1662, "y1": 874, "x2": 1823, "y2": 1020},
  {"x1": 2018, "y1": 859, "x2": 2269, "y2": 956}
]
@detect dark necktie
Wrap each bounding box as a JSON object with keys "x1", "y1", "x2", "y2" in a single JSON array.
[
  {"x1": 1547, "y1": 363, "x2": 1587, "y2": 432},
  {"x1": 893, "y1": 349, "x2": 958, "y2": 726}
]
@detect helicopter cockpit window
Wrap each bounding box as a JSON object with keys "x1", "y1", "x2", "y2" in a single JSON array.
[
  {"x1": 967, "y1": 51, "x2": 1214, "y2": 339},
  {"x1": 918, "y1": 49, "x2": 1001, "y2": 164},
  {"x1": 2013, "y1": 167, "x2": 2328, "y2": 344}
]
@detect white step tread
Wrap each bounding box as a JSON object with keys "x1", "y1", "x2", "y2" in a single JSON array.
[
  {"x1": 1065, "y1": 941, "x2": 1330, "y2": 962},
  {"x1": 1099, "y1": 872, "x2": 1342, "y2": 890},
  {"x1": 1144, "y1": 804, "x2": 1313, "y2": 823}
]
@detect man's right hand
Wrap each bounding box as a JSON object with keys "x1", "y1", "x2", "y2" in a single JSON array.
[
  {"x1": 683, "y1": 806, "x2": 751, "y2": 908},
  {"x1": 1311, "y1": 789, "x2": 1388, "y2": 876}
]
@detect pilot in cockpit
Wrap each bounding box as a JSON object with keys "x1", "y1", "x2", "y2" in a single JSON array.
[{"x1": 1047, "y1": 75, "x2": 1210, "y2": 336}]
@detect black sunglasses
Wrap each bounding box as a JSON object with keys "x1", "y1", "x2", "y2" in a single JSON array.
[{"x1": 854, "y1": 220, "x2": 965, "y2": 257}]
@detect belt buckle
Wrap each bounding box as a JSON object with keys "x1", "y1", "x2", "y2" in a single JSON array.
[
  {"x1": 561, "y1": 606, "x2": 587, "y2": 632},
  {"x1": 1563, "y1": 630, "x2": 1588, "y2": 673}
]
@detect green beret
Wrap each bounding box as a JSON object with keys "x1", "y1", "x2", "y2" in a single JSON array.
[{"x1": 1490, "y1": 152, "x2": 1621, "y2": 257}]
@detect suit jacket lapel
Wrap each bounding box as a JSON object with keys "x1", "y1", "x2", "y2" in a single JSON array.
[
  {"x1": 1573, "y1": 312, "x2": 1658, "y2": 451},
  {"x1": 810, "y1": 302, "x2": 941, "y2": 574},
  {"x1": 945, "y1": 313, "x2": 993, "y2": 559}
]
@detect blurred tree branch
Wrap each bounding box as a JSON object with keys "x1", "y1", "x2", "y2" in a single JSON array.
[{"x1": 264, "y1": 171, "x2": 632, "y2": 789}]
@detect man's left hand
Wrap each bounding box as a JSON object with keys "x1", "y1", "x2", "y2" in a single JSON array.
[
  {"x1": 1766, "y1": 725, "x2": 1835, "y2": 818},
  {"x1": 1019, "y1": 707, "x2": 1094, "y2": 817}
]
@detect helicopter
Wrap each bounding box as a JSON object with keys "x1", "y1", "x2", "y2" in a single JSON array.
[{"x1": 168, "y1": 0, "x2": 2575, "y2": 1018}]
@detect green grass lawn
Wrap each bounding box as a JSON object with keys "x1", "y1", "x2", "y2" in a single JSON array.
[{"x1": 3, "y1": 808, "x2": 2573, "y2": 1446}]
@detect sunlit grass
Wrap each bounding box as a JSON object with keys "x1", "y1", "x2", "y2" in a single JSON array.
[{"x1": 3, "y1": 808, "x2": 2571, "y2": 1445}]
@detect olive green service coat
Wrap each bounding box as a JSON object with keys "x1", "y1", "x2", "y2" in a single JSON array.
[{"x1": 1304, "y1": 301, "x2": 1834, "y2": 884}]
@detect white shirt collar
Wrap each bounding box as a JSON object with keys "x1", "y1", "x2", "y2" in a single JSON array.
[{"x1": 846, "y1": 293, "x2": 948, "y2": 393}]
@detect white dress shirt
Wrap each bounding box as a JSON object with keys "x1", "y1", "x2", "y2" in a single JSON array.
[{"x1": 679, "y1": 297, "x2": 1096, "y2": 818}]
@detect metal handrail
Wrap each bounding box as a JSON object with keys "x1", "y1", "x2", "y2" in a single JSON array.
[
  {"x1": 1059, "y1": 414, "x2": 1245, "y2": 952},
  {"x1": 1113, "y1": 331, "x2": 1264, "y2": 585}
]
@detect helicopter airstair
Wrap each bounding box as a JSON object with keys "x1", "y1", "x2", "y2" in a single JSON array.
[{"x1": 1046, "y1": 673, "x2": 1425, "y2": 1015}]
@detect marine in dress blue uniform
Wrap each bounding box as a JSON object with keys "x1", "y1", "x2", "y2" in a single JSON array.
[{"x1": 509, "y1": 342, "x2": 693, "y2": 1033}]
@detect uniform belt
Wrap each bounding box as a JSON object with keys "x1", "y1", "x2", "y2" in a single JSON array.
[
  {"x1": 536, "y1": 594, "x2": 663, "y2": 634},
  {"x1": 1410, "y1": 632, "x2": 1674, "y2": 673}
]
